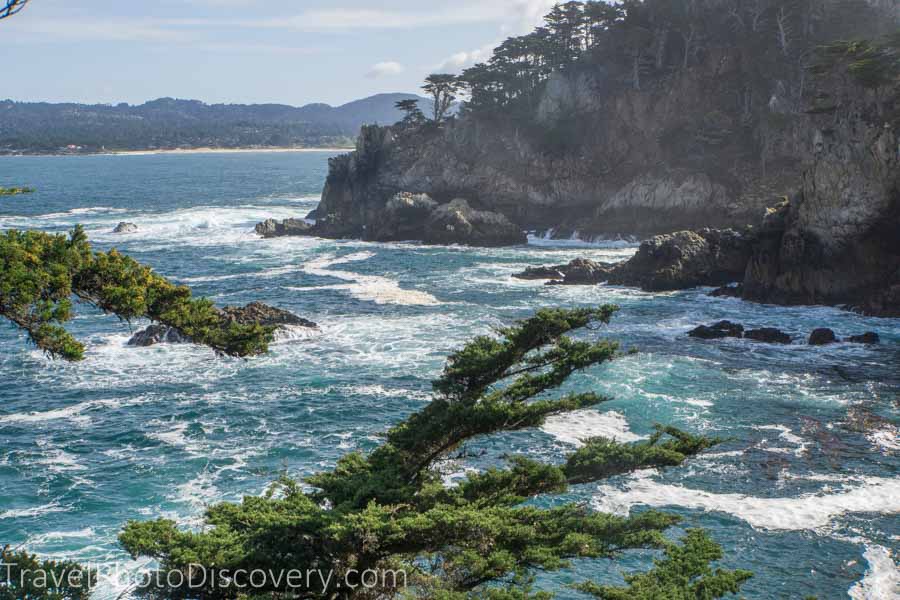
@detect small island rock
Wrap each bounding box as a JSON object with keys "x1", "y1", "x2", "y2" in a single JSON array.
[
  {"x1": 808, "y1": 328, "x2": 838, "y2": 346},
  {"x1": 848, "y1": 332, "x2": 880, "y2": 344},
  {"x1": 113, "y1": 222, "x2": 138, "y2": 234}
]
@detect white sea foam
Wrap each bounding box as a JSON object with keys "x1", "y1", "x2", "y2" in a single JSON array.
[
  {"x1": 754, "y1": 424, "x2": 809, "y2": 457},
  {"x1": 592, "y1": 471, "x2": 900, "y2": 531},
  {"x1": 300, "y1": 251, "x2": 440, "y2": 305},
  {"x1": 542, "y1": 410, "x2": 644, "y2": 446},
  {"x1": 27, "y1": 528, "x2": 96, "y2": 546},
  {"x1": 0, "y1": 502, "x2": 69, "y2": 520},
  {"x1": 0, "y1": 397, "x2": 141, "y2": 425},
  {"x1": 868, "y1": 426, "x2": 900, "y2": 453},
  {"x1": 848, "y1": 545, "x2": 900, "y2": 600},
  {"x1": 526, "y1": 231, "x2": 638, "y2": 249}
]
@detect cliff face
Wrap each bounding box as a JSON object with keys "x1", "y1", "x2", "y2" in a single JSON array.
[
  {"x1": 314, "y1": 52, "x2": 796, "y2": 241},
  {"x1": 742, "y1": 85, "x2": 899, "y2": 315},
  {"x1": 301, "y1": 3, "x2": 899, "y2": 317}
]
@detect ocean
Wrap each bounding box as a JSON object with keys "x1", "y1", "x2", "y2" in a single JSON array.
[{"x1": 0, "y1": 151, "x2": 897, "y2": 599}]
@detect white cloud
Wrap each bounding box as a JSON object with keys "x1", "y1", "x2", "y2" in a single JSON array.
[
  {"x1": 437, "y1": 43, "x2": 497, "y2": 72},
  {"x1": 366, "y1": 61, "x2": 405, "y2": 79},
  {"x1": 436, "y1": 1, "x2": 557, "y2": 73}
]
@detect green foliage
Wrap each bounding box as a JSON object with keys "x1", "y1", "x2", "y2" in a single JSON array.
[
  {"x1": 423, "y1": 74, "x2": 461, "y2": 122},
  {"x1": 573, "y1": 529, "x2": 752, "y2": 599},
  {"x1": 0, "y1": 186, "x2": 35, "y2": 196},
  {"x1": 0, "y1": 227, "x2": 274, "y2": 360},
  {"x1": 0, "y1": 546, "x2": 95, "y2": 600},
  {"x1": 119, "y1": 307, "x2": 749, "y2": 599},
  {"x1": 815, "y1": 33, "x2": 900, "y2": 90}
]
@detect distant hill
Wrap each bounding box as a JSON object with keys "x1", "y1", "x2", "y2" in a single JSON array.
[{"x1": 0, "y1": 93, "x2": 428, "y2": 154}]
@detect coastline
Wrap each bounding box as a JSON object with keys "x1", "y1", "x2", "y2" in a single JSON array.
[{"x1": 0, "y1": 147, "x2": 353, "y2": 158}]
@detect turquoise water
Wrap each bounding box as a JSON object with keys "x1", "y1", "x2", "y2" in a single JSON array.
[{"x1": 0, "y1": 152, "x2": 897, "y2": 599}]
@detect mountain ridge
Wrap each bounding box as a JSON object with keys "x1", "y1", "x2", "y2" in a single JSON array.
[{"x1": 0, "y1": 93, "x2": 430, "y2": 154}]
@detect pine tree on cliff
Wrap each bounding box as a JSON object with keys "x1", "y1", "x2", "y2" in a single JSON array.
[
  {"x1": 395, "y1": 98, "x2": 425, "y2": 126},
  {"x1": 423, "y1": 74, "x2": 461, "y2": 122},
  {"x1": 0, "y1": 227, "x2": 274, "y2": 360},
  {"x1": 120, "y1": 306, "x2": 752, "y2": 599}
]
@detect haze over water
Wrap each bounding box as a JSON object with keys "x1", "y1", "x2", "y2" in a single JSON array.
[{"x1": 0, "y1": 152, "x2": 898, "y2": 599}]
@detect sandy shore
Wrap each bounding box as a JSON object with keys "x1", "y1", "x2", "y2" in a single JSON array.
[
  {"x1": 100, "y1": 147, "x2": 352, "y2": 156},
  {"x1": 0, "y1": 147, "x2": 353, "y2": 158}
]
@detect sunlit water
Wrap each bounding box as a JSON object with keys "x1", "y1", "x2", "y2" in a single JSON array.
[{"x1": 0, "y1": 152, "x2": 897, "y2": 599}]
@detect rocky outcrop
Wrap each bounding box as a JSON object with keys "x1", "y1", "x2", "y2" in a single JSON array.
[
  {"x1": 514, "y1": 265, "x2": 567, "y2": 280},
  {"x1": 219, "y1": 302, "x2": 317, "y2": 329},
  {"x1": 688, "y1": 321, "x2": 744, "y2": 340},
  {"x1": 421, "y1": 199, "x2": 526, "y2": 246},
  {"x1": 113, "y1": 222, "x2": 138, "y2": 234},
  {"x1": 255, "y1": 218, "x2": 313, "y2": 238},
  {"x1": 744, "y1": 328, "x2": 792, "y2": 345},
  {"x1": 127, "y1": 324, "x2": 190, "y2": 347},
  {"x1": 738, "y1": 52, "x2": 900, "y2": 317},
  {"x1": 127, "y1": 302, "x2": 316, "y2": 347},
  {"x1": 604, "y1": 228, "x2": 756, "y2": 291},
  {"x1": 808, "y1": 328, "x2": 838, "y2": 346},
  {"x1": 848, "y1": 332, "x2": 880, "y2": 344},
  {"x1": 515, "y1": 228, "x2": 755, "y2": 290}
]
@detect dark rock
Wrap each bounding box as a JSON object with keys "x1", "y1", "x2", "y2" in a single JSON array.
[
  {"x1": 710, "y1": 284, "x2": 744, "y2": 298},
  {"x1": 113, "y1": 222, "x2": 138, "y2": 234},
  {"x1": 745, "y1": 328, "x2": 792, "y2": 344},
  {"x1": 554, "y1": 258, "x2": 611, "y2": 285},
  {"x1": 848, "y1": 332, "x2": 880, "y2": 344},
  {"x1": 808, "y1": 328, "x2": 838, "y2": 345},
  {"x1": 219, "y1": 302, "x2": 317, "y2": 328},
  {"x1": 255, "y1": 218, "x2": 313, "y2": 238},
  {"x1": 305, "y1": 207, "x2": 319, "y2": 221},
  {"x1": 127, "y1": 324, "x2": 190, "y2": 347},
  {"x1": 688, "y1": 321, "x2": 744, "y2": 339},
  {"x1": 513, "y1": 265, "x2": 567, "y2": 280}
]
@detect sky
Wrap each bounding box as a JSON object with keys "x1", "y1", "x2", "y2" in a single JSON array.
[{"x1": 3, "y1": 0, "x2": 559, "y2": 107}]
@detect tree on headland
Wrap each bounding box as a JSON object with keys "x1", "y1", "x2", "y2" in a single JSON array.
[
  {"x1": 119, "y1": 306, "x2": 751, "y2": 599},
  {"x1": 395, "y1": 98, "x2": 425, "y2": 126},
  {"x1": 423, "y1": 74, "x2": 461, "y2": 122},
  {"x1": 0, "y1": 227, "x2": 274, "y2": 360}
]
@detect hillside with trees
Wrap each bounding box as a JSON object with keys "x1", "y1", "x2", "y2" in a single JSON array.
[
  {"x1": 287, "y1": 0, "x2": 898, "y2": 314},
  {"x1": 0, "y1": 93, "x2": 429, "y2": 154},
  {"x1": 304, "y1": 0, "x2": 897, "y2": 240}
]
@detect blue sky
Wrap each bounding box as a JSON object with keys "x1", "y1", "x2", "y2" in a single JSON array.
[{"x1": 4, "y1": 0, "x2": 558, "y2": 106}]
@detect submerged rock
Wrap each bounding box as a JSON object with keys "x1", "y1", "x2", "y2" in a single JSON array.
[
  {"x1": 688, "y1": 321, "x2": 744, "y2": 340},
  {"x1": 710, "y1": 284, "x2": 744, "y2": 298},
  {"x1": 848, "y1": 332, "x2": 880, "y2": 345},
  {"x1": 808, "y1": 328, "x2": 838, "y2": 346},
  {"x1": 113, "y1": 222, "x2": 138, "y2": 234},
  {"x1": 255, "y1": 218, "x2": 313, "y2": 238},
  {"x1": 745, "y1": 328, "x2": 792, "y2": 345}
]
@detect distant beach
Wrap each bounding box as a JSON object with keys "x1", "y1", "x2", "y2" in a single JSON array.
[
  {"x1": 1, "y1": 147, "x2": 352, "y2": 158},
  {"x1": 102, "y1": 147, "x2": 352, "y2": 156}
]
